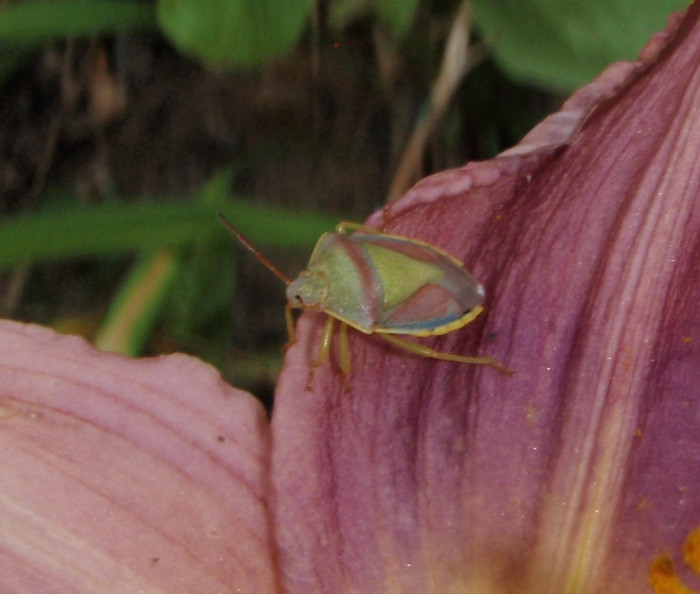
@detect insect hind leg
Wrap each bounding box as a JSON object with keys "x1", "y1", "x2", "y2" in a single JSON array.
[{"x1": 379, "y1": 334, "x2": 513, "y2": 376}]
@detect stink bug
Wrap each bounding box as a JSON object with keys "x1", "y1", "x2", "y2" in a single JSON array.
[{"x1": 218, "y1": 214, "x2": 512, "y2": 385}]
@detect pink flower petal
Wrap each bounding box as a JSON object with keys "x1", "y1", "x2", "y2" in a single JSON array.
[
  {"x1": 271, "y1": 6, "x2": 699, "y2": 593},
  {"x1": 0, "y1": 320, "x2": 274, "y2": 592}
]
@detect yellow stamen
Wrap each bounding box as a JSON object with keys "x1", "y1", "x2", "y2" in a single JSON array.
[
  {"x1": 684, "y1": 528, "x2": 700, "y2": 573},
  {"x1": 648, "y1": 555, "x2": 697, "y2": 594}
]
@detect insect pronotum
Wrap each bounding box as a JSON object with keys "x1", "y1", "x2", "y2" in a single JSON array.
[{"x1": 218, "y1": 213, "x2": 512, "y2": 386}]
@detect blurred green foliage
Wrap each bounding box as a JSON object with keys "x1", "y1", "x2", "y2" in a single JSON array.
[
  {"x1": 471, "y1": 0, "x2": 686, "y2": 91},
  {"x1": 0, "y1": 0, "x2": 156, "y2": 46},
  {"x1": 0, "y1": 190, "x2": 335, "y2": 272},
  {"x1": 329, "y1": 0, "x2": 421, "y2": 39},
  {"x1": 0, "y1": 0, "x2": 686, "y2": 85},
  {"x1": 157, "y1": 0, "x2": 315, "y2": 68}
]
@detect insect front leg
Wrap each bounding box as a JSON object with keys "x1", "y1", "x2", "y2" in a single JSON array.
[
  {"x1": 282, "y1": 304, "x2": 297, "y2": 351},
  {"x1": 305, "y1": 315, "x2": 336, "y2": 390},
  {"x1": 379, "y1": 334, "x2": 513, "y2": 376},
  {"x1": 314, "y1": 315, "x2": 335, "y2": 366}
]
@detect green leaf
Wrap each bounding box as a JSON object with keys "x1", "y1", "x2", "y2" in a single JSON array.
[
  {"x1": 0, "y1": 0, "x2": 156, "y2": 46},
  {"x1": 161, "y1": 241, "x2": 237, "y2": 341},
  {"x1": 0, "y1": 196, "x2": 336, "y2": 272},
  {"x1": 95, "y1": 249, "x2": 181, "y2": 356},
  {"x1": 374, "y1": 0, "x2": 420, "y2": 38},
  {"x1": 329, "y1": 0, "x2": 419, "y2": 39},
  {"x1": 471, "y1": 0, "x2": 687, "y2": 91},
  {"x1": 157, "y1": 0, "x2": 314, "y2": 68}
]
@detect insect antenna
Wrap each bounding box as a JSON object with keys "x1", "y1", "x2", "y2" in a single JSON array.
[{"x1": 218, "y1": 213, "x2": 292, "y2": 286}]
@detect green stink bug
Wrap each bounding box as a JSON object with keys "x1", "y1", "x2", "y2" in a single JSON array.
[{"x1": 218, "y1": 214, "x2": 512, "y2": 383}]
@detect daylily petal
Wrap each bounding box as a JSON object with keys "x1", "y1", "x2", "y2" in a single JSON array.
[
  {"x1": 271, "y1": 6, "x2": 699, "y2": 594},
  {"x1": 0, "y1": 320, "x2": 274, "y2": 592}
]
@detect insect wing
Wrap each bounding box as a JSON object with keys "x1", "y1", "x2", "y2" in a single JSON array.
[{"x1": 353, "y1": 234, "x2": 484, "y2": 335}]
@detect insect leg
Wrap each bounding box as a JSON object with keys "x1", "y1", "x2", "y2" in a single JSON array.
[
  {"x1": 285, "y1": 304, "x2": 296, "y2": 343},
  {"x1": 306, "y1": 315, "x2": 336, "y2": 390},
  {"x1": 315, "y1": 315, "x2": 335, "y2": 366},
  {"x1": 337, "y1": 323, "x2": 353, "y2": 392},
  {"x1": 282, "y1": 305, "x2": 297, "y2": 353},
  {"x1": 378, "y1": 334, "x2": 513, "y2": 376},
  {"x1": 338, "y1": 322, "x2": 351, "y2": 375}
]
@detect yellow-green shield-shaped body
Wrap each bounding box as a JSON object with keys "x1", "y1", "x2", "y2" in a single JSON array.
[{"x1": 286, "y1": 232, "x2": 485, "y2": 336}]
